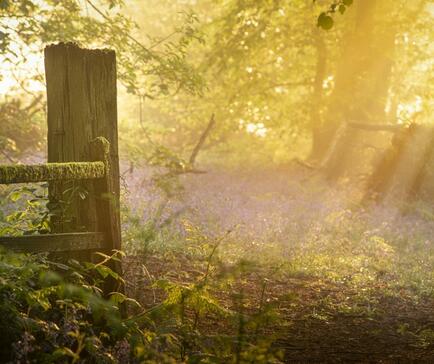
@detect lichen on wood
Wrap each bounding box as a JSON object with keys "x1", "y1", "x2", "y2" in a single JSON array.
[{"x1": 0, "y1": 161, "x2": 106, "y2": 184}]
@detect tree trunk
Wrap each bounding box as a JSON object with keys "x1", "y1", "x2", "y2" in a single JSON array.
[
  {"x1": 320, "y1": 0, "x2": 398, "y2": 182},
  {"x1": 309, "y1": 28, "x2": 327, "y2": 162}
]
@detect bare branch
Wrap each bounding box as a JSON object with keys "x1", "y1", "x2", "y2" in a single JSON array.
[{"x1": 189, "y1": 113, "x2": 216, "y2": 166}]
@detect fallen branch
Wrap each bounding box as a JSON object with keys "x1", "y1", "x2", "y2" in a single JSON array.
[
  {"x1": 294, "y1": 158, "x2": 318, "y2": 170},
  {"x1": 173, "y1": 167, "x2": 207, "y2": 175}
]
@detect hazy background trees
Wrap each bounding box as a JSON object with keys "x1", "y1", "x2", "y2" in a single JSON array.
[{"x1": 0, "y1": 0, "x2": 433, "y2": 174}]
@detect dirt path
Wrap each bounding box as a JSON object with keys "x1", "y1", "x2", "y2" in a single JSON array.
[{"x1": 124, "y1": 253, "x2": 434, "y2": 363}]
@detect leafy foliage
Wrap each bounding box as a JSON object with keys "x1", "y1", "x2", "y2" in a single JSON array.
[
  {"x1": 0, "y1": 248, "x2": 132, "y2": 362},
  {"x1": 0, "y1": 235, "x2": 284, "y2": 363},
  {"x1": 0, "y1": 98, "x2": 45, "y2": 158},
  {"x1": 0, "y1": 183, "x2": 284, "y2": 363},
  {"x1": 0, "y1": 0, "x2": 204, "y2": 98},
  {"x1": 0, "y1": 184, "x2": 50, "y2": 236}
]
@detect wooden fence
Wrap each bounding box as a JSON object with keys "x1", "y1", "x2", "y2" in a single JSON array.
[{"x1": 0, "y1": 43, "x2": 122, "y2": 284}]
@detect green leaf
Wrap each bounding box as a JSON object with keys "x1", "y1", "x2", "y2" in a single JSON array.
[
  {"x1": 339, "y1": 5, "x2": 346, "y2": 14},
  {"x1": 53, "y1": 347, "x2": 78, "y2": 361},
  {"x1": 9, "y1": 190, "x2": 22, "y2": 202},
  {"x1": 94, "y1": 264, "x2": 124, "y2": 282},
  {"x1": 109, "y1": 291, "x2": 140, "y2": 307},
  {"x1": 317, "y1": 13, "x2": 334, "y2": 30},
  {"x1": 96, "y1": 265, "x2": 111, "y2": 278},
  {"x1": 343, "y1": 0, "x2": 353, "y2": 5},
  {"x1": 109, "y1": 291, "x2": 127, "y2": 304}
]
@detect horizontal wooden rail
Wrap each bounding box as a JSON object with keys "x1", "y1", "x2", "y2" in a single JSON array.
[
  {"x1": 0, "y1": 161, "x2": 105, "y2": 184},
  {"x1": 0, "y1": 232, "x2": 105, "y2": 253}
]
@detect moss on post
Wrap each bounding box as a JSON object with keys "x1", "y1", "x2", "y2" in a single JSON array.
[
  {"x1": 91, "y1": 137, "x2": 110, "y2": 168},
  {"x1": 0, "y1": 162, "x2": 105, "y2": 184}
]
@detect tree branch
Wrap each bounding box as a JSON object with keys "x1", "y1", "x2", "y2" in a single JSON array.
[{"x1": 189, "y1": 113, "x2": 216, "y2": 166}]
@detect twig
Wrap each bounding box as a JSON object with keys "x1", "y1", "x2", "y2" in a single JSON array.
[
  {"x1": 148, "y1": 30, "x2": 178, "y2": 50},
  {"x1": 200, "y1": 229, "x2": 232, "y2": 286},
  {"x1": 141, "y1": 264, "x2": 157, "y2": 304},
  {"x1": 84, "y1": 0, "x2": 154, "y2": 57}
]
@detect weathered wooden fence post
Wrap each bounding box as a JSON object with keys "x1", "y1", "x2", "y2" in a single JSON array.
[{"x1": 44, "y1": 43, "x2": 121, "y2": 263}]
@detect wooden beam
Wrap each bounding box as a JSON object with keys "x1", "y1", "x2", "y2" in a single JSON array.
[
  {"x1": 0, "y1": 232, "x2": 105, "y2": 253},
  {"x1": 0, "y1": 162, "x2": 105, "y2": 184}
]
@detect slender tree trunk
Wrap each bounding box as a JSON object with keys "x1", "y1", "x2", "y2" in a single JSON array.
[
  {"x1": 309, "y1": 29, "x2": 327, "y2": 162},
  {"x1": 321, "y1": 0, "x2": 377, "y2": 180}
]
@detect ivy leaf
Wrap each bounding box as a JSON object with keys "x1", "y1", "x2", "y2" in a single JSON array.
[
  {"x1": 339, "y1": 5, "x2": 346, "y2": 14},
  {"x1": 317, "y1": 13, "x2": 334, "y2": 30}
]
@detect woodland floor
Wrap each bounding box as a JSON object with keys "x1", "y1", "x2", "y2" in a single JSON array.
[
  {"x1": 123, "y1": 164, "x2": 434, "y2": 363},
  {"x1": 125, "y1": 254, "x2": 434, "y2": 363}
]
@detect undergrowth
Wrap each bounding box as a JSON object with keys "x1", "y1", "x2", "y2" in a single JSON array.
[{"x1": 3, "y1": 172, "x2": 434, "y2": 362}]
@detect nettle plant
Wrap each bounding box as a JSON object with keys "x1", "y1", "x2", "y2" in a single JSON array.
[{"x1": 0, "y1": 248, "x2": 135, "y2": 363}]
